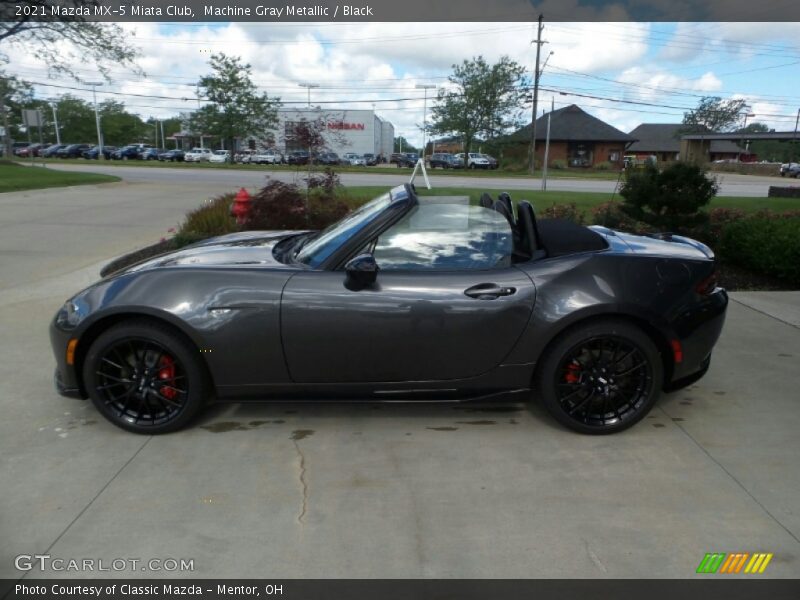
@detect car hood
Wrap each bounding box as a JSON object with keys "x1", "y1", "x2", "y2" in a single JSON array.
[{"x1": 115, "y1": 230, "x2": 308, "y2": 275}]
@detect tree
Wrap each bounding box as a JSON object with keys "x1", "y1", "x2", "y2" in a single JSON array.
[
  {"x1": 682, "y1": 96, "x2": 749, "y2": 133},
  {"x1": 0, "y1": 76, "x2": 33, "y2": 155},
  {"x1": 190, "y1": 54, "x2": 280, "y2": 152},
  {"x1": 0, "y1": 1, "x2": 140, "y2": 79},
  {"x1": 430, "y1": 56, "x2": 526, "y2": 156},
  {"x1": 393, "y1": 136, "x2": 418, "y2": 153},
  {"x1": 51, "y1": 95, "x2": 96, "y2": 143},
  {"x1": 740, "y1": 122, "x2": 769, "y2": 134}
]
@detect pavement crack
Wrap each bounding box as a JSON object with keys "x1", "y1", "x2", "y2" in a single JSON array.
[
  {"x1": 292, "y1": 439, "x2": 308, "y2": 525},
  {"x1": 730, "y1": 297, "x2": 800, "y2": 331},
  {"x1": 583, "y1": 539, "x2": 608, "y2": 574},
  {"x1": 13, "y1": 436, "x2": 152, "y2": 587},
  {"x1": 658, "y1": 406, "x2": 800, "y2": 545}
]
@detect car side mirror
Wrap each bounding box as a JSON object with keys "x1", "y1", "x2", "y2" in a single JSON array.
[{"x1": 344, "y1": 254, "x2": 379, "y2": 290}]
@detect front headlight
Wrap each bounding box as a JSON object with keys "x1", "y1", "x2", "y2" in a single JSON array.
[{"x1": 55, "y1": 300, "x2": 85, "y2": 330}]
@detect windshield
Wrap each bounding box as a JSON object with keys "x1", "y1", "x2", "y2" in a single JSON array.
[{"x1": 296, "y1": 192, "x2": 393, "y2": 268}]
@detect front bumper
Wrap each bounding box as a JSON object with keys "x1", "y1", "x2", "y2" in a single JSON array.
[
  {"x1": 49, "y1": 317, "x2": 87, "y2": 400},
  {"x1": 54, "y1": 368, "x2": 84, "y2": 399}
]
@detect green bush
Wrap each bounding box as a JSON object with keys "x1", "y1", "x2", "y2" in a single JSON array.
[
  {"x1": 175, "y1": 192, "x2": 238, "y2": 247},
  {"x1": 550, "y1": 159, "x2": 567, "y2": 170},
  {"x1": 541, "y1": 202, "x2": 584, "y2": 224},
  {"x1": 719, "y1": 215, "x2": 800, "y2": 285},
  {"x1": 590, "y1": 201, "x2": 654, "y2": 234},
  {"x1": 620, "y1": 162, "x2": 718, "y2": 232},
  {"x1": 593, "y1": 161, "x2": 613, "y2": 171}
]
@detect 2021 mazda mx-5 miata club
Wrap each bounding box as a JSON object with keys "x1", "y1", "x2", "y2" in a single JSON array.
[{"x1": 50, "y1": 184, "x2": 727, "y2": 434}]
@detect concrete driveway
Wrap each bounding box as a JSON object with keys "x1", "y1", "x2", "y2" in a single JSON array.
[{"x1": 1, "y1": 182, "x2": 798, "y2": 579}]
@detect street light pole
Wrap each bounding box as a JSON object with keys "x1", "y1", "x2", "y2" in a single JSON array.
[
  {"x1": 793, "y1": 108, "x2": 800, "y2": 162},
  {"x1": 51, "y1": 103, "x2": 61, "y2": 144},
  {"x1": 86, "y1": 81, "x2": 104, "y2": 159},
  {"x1": 298, "y1": 83, "x2": 319, "y2": 107},
  {"x1": 415, "y1": 84, "x2": 436, "y2": 160}
]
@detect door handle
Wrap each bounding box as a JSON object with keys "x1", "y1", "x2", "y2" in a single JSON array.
[{"x1": 464, "y1": 283, "x2": 517, "y2": 299}]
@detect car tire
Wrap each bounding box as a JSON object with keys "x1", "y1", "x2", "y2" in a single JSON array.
[
  {"x1": 535, "y1": 319, "x2": 663, "y2": 435},
  {"x1": 82, "y1": 320, "x2": 209, "y2": 434}
]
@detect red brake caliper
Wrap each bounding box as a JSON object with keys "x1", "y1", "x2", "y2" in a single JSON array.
[
  {"x1": 564, "y1": 361, "x2": 581, "y2": 384},
  {"x1": 158, "y1": 355, "x2": 177, "y2": 400}
]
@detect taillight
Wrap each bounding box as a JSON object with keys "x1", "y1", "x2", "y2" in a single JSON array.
[{"x1": 695, "y1": 269, "x2": 717, "y2": 295}]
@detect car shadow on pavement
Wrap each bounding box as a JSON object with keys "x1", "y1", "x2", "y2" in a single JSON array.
[{"x1": 192, "y1": 395, "x2": 564, "y2": 434}]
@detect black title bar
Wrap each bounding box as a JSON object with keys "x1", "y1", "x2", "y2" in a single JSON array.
[{"x1": 2, "y1": 0, "x2": 800, "y2": 22}]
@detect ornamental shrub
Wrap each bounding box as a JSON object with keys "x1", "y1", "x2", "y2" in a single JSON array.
[
  {"x1": 540, "y1": 202, "x2": 584, "y2": 224},
  {"x1": 719, "y1": 215, "x2": 800, "y2": 286},
  {"x1": 620, "y1": 162, "x2": 718, "y2": 232}
]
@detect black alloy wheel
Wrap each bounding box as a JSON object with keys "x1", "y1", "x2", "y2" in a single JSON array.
[
  {"x1": 536, "y1": 319, "x2": 663, "y2": 434},
  {"x1": 83, "y1": 321, "x2": 208, "y2": 433}
]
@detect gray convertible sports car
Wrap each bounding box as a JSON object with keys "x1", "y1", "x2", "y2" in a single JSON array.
[{"x1": 50, "y1": 184, "x2": 727, "y2": 434}]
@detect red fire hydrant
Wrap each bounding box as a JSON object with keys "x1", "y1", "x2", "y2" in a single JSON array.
[{"x1": 230, "y1": 187, "x2": 252, "y2": 225}]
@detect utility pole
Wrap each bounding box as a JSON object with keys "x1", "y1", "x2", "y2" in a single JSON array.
[
  {"x1": 51, "y1": 103, "x2": 61, "y2": 144},
  {"x1": 793, "y1": 108, "x2": 799, "y2": 162},
  {"x1": 528, "y1": 14, "x2": 545, "y2": 175},
  {"x1": 415, "y1": 84, "x2": 436, "y2": 160},
  {"x1": 160, "y1": 120, "x2": 166, "y2": 150},
  {"x1": 86, "y1": 81, "x2": 104, "y2": 159}
]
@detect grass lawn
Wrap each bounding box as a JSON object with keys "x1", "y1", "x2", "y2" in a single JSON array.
[
  {"x1": 36, "y1": 157, "x2": 622, "y2": 180},
  {"x1": 340, "y1": 186, "x2": 796, "y2": 214},
  {"x1": 0, "y1": 162, "x2": 120, "y2": 193}
]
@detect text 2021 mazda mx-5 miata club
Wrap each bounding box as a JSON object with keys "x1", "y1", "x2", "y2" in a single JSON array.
[{"x1": 50, "y1": 184, "x2": 727, "y2": 434}]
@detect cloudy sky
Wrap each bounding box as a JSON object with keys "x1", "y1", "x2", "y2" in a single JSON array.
[{"x1": 6, "y1": 21, "x2": 800, "y2": 146}]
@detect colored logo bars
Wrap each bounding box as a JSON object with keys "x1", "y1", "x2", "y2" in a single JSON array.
[{"x1": 696, "y1": 553, "x2": 774, "y2": 574}]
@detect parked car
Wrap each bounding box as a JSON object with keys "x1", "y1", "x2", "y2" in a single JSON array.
[
  {"x1": 56, "y1": 144, "x2": 91, "y2": 159},
  {"x1": 456, "y1": 152, "x2": 491, "y2": 169},
  {"x1": 16, "y1": 143, "x2": 46, "y2": 158},
  {"x1": 209, "y1": 150, "x2": 230, "y2": 164},
  {"x1": 250, "y1": 149, "x2": 282, "y2": 164},
  {"x1": 234, "y1": 150, "x2": 254, "y2": 164},
  {"x1": 479, "y1": 153, "x2": 499, "y2": 170},
  {"x1": 428, "y1": 153, "x2": 462, "y2": 169},
  {"x1": 184, "y1": 147, "x2": 213, "y2": 163},
  {"x1": 780, "y1": 162, "x2": 800, "y2": 177},
  {"x1": 363, "y1": 153, "x2": 378, "y2": 166},
  {"x1": 158, "y1": 149, "x2": 185, "y2": 162},
  {"x1": 287, "y1": 150, "x2": 311, "y2": 165},
  {"x1": 394, "y1": 153, "x2": 419, "y2": 167},
  {"x1": 41, "y1": 144, "x2": 68, "y2": 158},
  {"x1": 11, "y1": 141, "x2": 30, "y2": 155},
  {"x1": 342, "y1": 152, "x2": 366, "y2": 166},
  {"x1": 50, "y1": 184, "x2": 728, "y2": 435},
  {"x1": 316, "y1": 152, "x2": 340, "y2": 166},
  {"x1": 83, "y1": 146, "x2": 117, "y2": 160},
  {"x1": 139, "y1": 147, "x2": 163, "y2": 161},
  {"x1": 111, "y1": 146, "x2": 144, "y2": 160}
]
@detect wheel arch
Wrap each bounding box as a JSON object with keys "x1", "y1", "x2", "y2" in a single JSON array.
[
  {"x1": 532, "y1": 312, "x2": 676, "y2": 390},
  {"x1": 74, "y1": 310, "x2": 214, "y2": 397}
]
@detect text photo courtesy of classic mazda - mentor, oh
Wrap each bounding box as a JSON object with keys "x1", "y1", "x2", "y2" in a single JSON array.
[{"x1": 49, "y1": 184, "x2": 727, "y2": 435}]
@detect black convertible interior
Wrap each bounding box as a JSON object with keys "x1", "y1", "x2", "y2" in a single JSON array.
[{"x1": 479, "y1": 191, "x2": 609, "y2": 262}]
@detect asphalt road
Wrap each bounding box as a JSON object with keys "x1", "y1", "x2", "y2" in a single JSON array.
[
  {"x1": 1, "y1": 182, "x2": 799, "y2": 579},
  {"x1": 42, "y1": 161, "x2": 800, "y2": 197}
]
